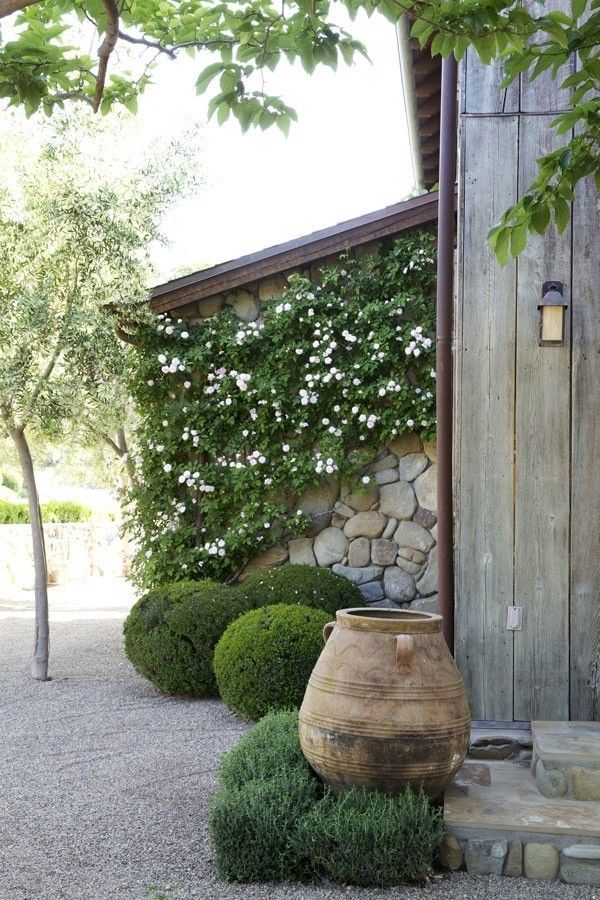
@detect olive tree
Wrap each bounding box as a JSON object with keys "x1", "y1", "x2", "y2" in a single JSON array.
[{"x1": 0, "y1": 113, "x2": 199, "y2": 679}]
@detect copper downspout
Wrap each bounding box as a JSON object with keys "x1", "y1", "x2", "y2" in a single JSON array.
[{"x1": 436, "y1": 57, "x2": 458, "y2": 651}]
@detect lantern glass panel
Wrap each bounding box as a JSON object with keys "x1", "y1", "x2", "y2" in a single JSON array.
[{"x1": 541, "y1": 305, "x2": 564, "y2": 343}]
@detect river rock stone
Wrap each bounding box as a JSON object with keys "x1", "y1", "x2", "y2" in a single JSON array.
[
  {"x1": 334, "y1": 501, "x2": 354, "y2": 518},
  {"x1": 570, "y1": 768, "x2": 600, "y2": 801},
  {"x1": 399, "y1": 452, "x2": 428, "y2": 482},
  {"x1": 465, "y1": 840, "x2": 507, "y2": 876},
  {"x1": 238, "y1": 545, "x2": 288, "y2": 580},
  {"x1": 331, "y1": 514, "x2": 347, "y2": 529},
  {"x1": 288, "y1": 538, "x2": 316, "y2": 566},
  {"x1": 439, "y1": 835, "x2": 464, "y2": 871},
  {"x1": 198, "y1": 294, "x2": 225, "y2": 317},
  {"x1": 397, "y1": 558, "x2": 422, "y2": 575},
  {"x1": 375, "y1": 468, "x2": 399, "y2": 485},
  {"x1": 524, "y1": 843, "x2": 559, "y2": 880},
  {"x1": 371, "y1": 539, "x2": 398, "y2": 566},
  {"x1": 394, "y1": 521, "x2": 435, "y2": 553},
  {"x1": 360, "y1": 581, "x2": 385, "y2": 602},
  {"x1": 411, "y1": 595, "x2": 439, "y2": 615},
  {"x1": 382, "y1": 517, "x2": 397, "y2": 539},
  {"x1": 397, "y1": 547, "x2": 426, "y2": 565},
  {"x1": 504, "y1": 842, "x2": 523, "y2": 877},
  {"x1": 388, "y1": 434, "x2": 422, "y2": 457},
  {"x1": 369, "y1": 453, "x2": 398, "y2": 473},
  {"x1": 383, "y1": 567, "x2": 416, "y2": 603},
  {"x1": 332, "y1": 564, "x2": 383, "y2": 585},
  {"x1": 314, "y1": 527, "x2": 348, "y2": 567},
  {"x1": 344, "y1": 511, "x2": 386, "y2": 540},
  {"x1": 416, "y1": 545, "x2": 438, "y2": 597},
  {"x1": 348, "y1": 537, "x2": 370, "y2": 567},
  {"x1": 561, "y1": 859, "x2": 600, "y2": 885},
  {"x1": 340, "y1": 480, "x2": 379, "y2": 512},
  {"x1": 535, "y1": 759, "x2": 567, "y2": 798},
  {"x1": 258, "y1": 275, "x2": 288, "y2": 302},
  {"x1": 226, "y1": 289, "x2": 261, "y2": 322},
  {"x1": 414, "y1": 464, "x2": 437, "y2": 513},
  {"x1": 423, "y1": 441, "x2": 437, "y2": 463},
  {"x1": 414, "y1": 506, "x2": 437, "y2": 529},
  {"x1": 299, "y1": 479, "x2": 339, "y2": 534},
  {"x1": 379, "y1": 481, "x2": 417, "y2": 520},
  {"x1": 563, "y1": 846, "x2": 600, "y2": 860}
]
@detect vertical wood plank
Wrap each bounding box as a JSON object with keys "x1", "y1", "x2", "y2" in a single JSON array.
[
  {"x1": 513, "y1": 114, "x2": 571, "y2": 721},
  {"x1": 570, "y1": 175, "x2": 600, "y2": 719},
  {"x1": 464, "y1": 47, "x2": 519, "y2": 114},
  {"x1": 455, "y1": 115, "x2": 518, "y2": 720},
  {"x1": 520, "y1": 0, "x2": 573, "y2": 112}
]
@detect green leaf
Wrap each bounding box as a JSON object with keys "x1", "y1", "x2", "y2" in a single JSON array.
[
  {"x1": 554, "y1": 196, "x2": 571, "y2": 233},
  {"x1": 195, "y1": 62, "x2": 224, "y2": 96},
  {"x1": 510, "y1": 223, "x2": 528, "y2": 258}
]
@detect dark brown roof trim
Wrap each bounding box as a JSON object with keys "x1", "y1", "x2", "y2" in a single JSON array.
[{"x1": 150, "y1": 191, "x2": 439, "y2": 314}]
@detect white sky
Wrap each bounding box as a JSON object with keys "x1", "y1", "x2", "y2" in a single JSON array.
[{"x1": 133, "y1": 12, "x2": 416, "y2": 282}]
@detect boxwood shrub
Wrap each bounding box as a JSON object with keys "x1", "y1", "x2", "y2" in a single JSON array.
[
  {"x1": 241, "y1": 564, "x2": 362, "y2": 617},
  {"x1": 0, "y1": 499, "x2": 93, "y2": 524},
  {"x1": 213, "y1": 603, "x2": 330, "y2": 720},
  {"x1": 123, "y1": 581, "x2": 252, "y2": 697},
  {"x1": 210, "y1": 709, "x2": 445, "y2": 886}
]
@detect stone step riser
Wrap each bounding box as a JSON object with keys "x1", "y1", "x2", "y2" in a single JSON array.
[{"x1": 533, "y1": 721, "x2": 600, "y2": 801}]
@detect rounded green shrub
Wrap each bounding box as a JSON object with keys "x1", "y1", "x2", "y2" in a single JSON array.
[
  {"x1": 213, "y1": 603, "x2": 330, "y2": 720},
  {"x1": 293, "y1": 787, "x2": 444, "y2": 886},
  {"x1": 241, "y1": 564, "x2": 363, "y2": 617},
  {"x1": 209, "y1": 769, "x2": 319, "y2": 883},
  {"x1": 0, "y1": 500, "x2": 29, "y2": 524},
  {"x1": 123, "y1": 580, "x2": 251, "y2": 696},
  {"x1": 218, "y1": 709, "x2": 309, "y2": 790},
  {"x1": 42, "y1": 500, "x2": 92, "y2": 522}
]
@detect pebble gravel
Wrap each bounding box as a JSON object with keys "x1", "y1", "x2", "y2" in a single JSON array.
[{"x1": 1, "y1": 616, "x2": 598, "y2": 900}]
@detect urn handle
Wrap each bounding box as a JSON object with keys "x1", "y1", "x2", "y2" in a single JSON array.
[
  {"x1": 323, "y1": 622, "x2": 336, "y2": 644},
  {"x1": 395, "y1": 634, "x2": 415, "y2": 673}
]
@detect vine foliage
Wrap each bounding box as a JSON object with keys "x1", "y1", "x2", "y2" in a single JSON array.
[{"x1": 126, "y1": 231, "x2": 436, "y2": 588}]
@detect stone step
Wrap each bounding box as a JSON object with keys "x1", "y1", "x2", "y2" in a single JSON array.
[
  {"x1": 533, "y1": 721, "x2": 600, "y2": 801},
  {"x1": 443, "y1": 759, "x2": 600, "y2": 884}
]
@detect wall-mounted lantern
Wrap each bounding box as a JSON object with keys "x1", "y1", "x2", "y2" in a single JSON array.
[{"x1": 538, "y1": 281, "x2": 567, "y2": 347}]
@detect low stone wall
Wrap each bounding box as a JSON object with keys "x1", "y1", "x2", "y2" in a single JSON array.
[
  {"x1": 0, "y1": 523, "x2": 131, "y2": 592},
  {"x1": 241, "y1": 434, "x2": 438, "y2": 610}
]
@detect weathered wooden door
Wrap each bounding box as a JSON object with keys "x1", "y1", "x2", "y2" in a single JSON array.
[{"x1": 454, "y1": 29, "x2": 600, "y2": 722}]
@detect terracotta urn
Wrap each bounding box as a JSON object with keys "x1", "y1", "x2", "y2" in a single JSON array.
[{"x1": 298, "y1": 607, "x2": 470, "y2": 798}]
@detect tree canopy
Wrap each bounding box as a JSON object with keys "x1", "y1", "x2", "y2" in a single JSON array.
[{"x1": 0, "y1": 0, "x2": 598, "y2": 257}]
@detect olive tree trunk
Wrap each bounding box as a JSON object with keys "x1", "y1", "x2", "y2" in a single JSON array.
[{"x1": 9, "y1": 425, "x2": 50, "y2": 680}]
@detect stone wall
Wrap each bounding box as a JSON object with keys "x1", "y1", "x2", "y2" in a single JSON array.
[
  {"x1": 238, "y1": 434, "x2": 438, "y2": 609},
  {"x1": 171, "y1": 254, "x2": 438, "y2": 608},
  {"x1": 0, "y1": 523, "x2": 131, "y2": 593}
]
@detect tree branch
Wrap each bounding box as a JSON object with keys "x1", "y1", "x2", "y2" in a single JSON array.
[
  {"x1": 0, "y1": 0, "x2": 40, "y2": 18},
  {"x1": 56, "y1": 91, "x2": 94, "y2": 107},
  {"x1": 93, "y1": 0, "x2": 120, "y2": 113},
  {"x1": 118, "y1": 29, "x2": 176, "y2": 58}
]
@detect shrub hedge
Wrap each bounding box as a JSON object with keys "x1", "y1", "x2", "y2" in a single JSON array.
[
  {"x1": 123, "y1": 581, "x2": 252, "y2": 697},
  {"x1": 293, "y1": 787, "x2": 445, "y2": 886},
  {"x1": 218, "y1": 709, "x2": 308, "y2": 790},
  {"x1": 0, "y1": 499, "x2": 93, "y2": 524},
  {"x1": 210, "y1": 709, "x2": 445, "y2": 886},
  {"x1": 241, "y1": 564, "x2": 362, "y2": 617},
  {"x1": 213, "y1": 603, "x2": 330, "y2": 720}
]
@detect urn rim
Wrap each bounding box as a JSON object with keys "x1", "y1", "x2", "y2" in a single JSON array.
[{"x1": 335, "y1": 606, "x2": 442, "y2": 634}]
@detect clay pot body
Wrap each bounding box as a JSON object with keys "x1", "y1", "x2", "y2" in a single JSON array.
[{"x1": 299, "y1": 607, "x2": 470, "y2": 798}]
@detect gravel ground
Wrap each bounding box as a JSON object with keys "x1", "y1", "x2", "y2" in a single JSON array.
[{"x1": 1, "y1": 615, "x2": 598, "y2": 900}]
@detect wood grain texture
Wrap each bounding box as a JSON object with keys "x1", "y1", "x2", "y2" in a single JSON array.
[
  {"x1": 513, "y1": 114, "x2": 571, "y2": 722},
  {"x1": 455, "y1": 114, "x2": 518, "y2": 720},
  {"x1": 570, "y1": 173, "x2": 600, "y2": 719},
  {"x1": 520, "y1": 0, "x2": 573, "y2": 113},
  {"x1": 464, "y1": 47, "x2": 519, "y2": 114}
]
